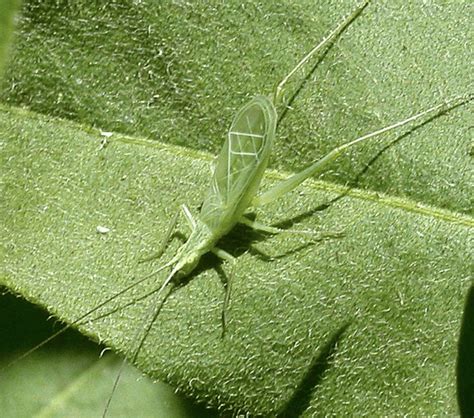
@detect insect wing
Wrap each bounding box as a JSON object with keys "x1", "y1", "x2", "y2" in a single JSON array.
[{"x1": 200, "y1": 96, "x2": 276, "y2": 227}]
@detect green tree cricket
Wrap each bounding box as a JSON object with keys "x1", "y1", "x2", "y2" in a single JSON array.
[{"x1": 2, "y1": 1, "x2": 472, "y2": 416}]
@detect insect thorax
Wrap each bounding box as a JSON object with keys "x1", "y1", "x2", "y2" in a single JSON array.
[{"x1": 174, "y1": 219, "x2": 215, "y2": 277}]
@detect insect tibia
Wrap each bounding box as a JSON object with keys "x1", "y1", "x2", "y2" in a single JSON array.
[
  {"x1": 273, "y1": 0, "x2": 370, "y2": 107},
  {"x1": 336, "y1": 94, "x2": 473, "y2": 153}
]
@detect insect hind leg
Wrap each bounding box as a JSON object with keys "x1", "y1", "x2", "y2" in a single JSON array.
[
  {"x1": 252, "y1": 95, "x2": 471, "y2": 209},
  {"x1": 273, "y1": 0, "x2": 370, "y2": 107}
]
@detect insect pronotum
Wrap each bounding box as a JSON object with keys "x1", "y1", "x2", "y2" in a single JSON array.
[{"x1": 3, "y1": 0, "x2": 472, "y2": 416}]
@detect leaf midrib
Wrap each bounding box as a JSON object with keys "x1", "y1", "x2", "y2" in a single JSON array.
[{"x1": 2, "y1": 102, "x2": 472, "y2": 228}]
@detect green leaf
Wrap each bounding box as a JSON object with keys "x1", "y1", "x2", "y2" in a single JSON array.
[
  {"x1": 0, "y1": 1, "x2": 472, "y2": 416},
  {"x1": 1, "y1": 1, "x2": 472, "y2": 214},
  {"x1": 0, "y1": 0, "x2": 21, "y2": 76},
  {"x1": 0, "y1": 293, "x2": 214, "y2": 418}
]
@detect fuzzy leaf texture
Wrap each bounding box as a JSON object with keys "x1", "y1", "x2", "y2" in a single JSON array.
[{"x1": 1, "y1": 1, "x2": 473, "y2": 417}]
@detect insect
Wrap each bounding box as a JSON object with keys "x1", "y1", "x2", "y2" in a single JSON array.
[
  {"x1": 3, "y1": 0, "x2": 471, "y2": 416},
  {"x1": 103, "y1": 0, "x2": 470, "y2": 410}
]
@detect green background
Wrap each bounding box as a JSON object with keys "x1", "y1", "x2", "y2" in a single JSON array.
[{"x1": 1, "y1": 0, "x2": 472, "y2": 416}]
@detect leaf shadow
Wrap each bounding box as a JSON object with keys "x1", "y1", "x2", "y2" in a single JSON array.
[
  {"x1": 277, "y1": 322, "x2": 350, "y2": 418},
  {"x1": 91, "y1": 208, "x2": 340, "y2": 338},
  {"x1": 346, "y1": 98, "x2": 470, "y2": 188},
  {"x1": 234, "y1": 96, "x2": 471, "y2": 238},
  {"x1": 457, "y1": 283, "x2": 474, "y2": 417},
  {"x1": 0, "y1": 288, "x2": 100, "y2": 359},
  {"x1": 269, "y1": 202, "x2": 334, "y2": 232},
  {"x1": 0, "y1": 290, "x2": 216, "y2": 418},
  {"x1": 119, "y1": 89, "x2": 470, "y2": 345},
  {"x1": 216, "y1": 220, "x2": 323, "y2": 262}
]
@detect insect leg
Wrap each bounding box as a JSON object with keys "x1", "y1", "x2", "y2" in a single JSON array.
[
  {"x1": 252, "y1": 95, "x2": 471, "y2": 208},
  {"x1": 140, "y1": 206, "x2": 192, "y2": 263},
  {"x1": 211, "y1": 247, "x2": 236, "y2": 338},
  {"x1": 181, "y1": 203, "x2": 197, "y2": 230},
  {"x1": 239, "y1": 216, "x2": 312, "y2": 235},
  {"x1": 102, "y1": 264, "x2": 180, "y2": 417},
  {"x1": 273, "y1": 0, "x2": 370, "y2": 106},
  {"x1": 239, "y1": 216, "x2": 344, "y2": 248}
]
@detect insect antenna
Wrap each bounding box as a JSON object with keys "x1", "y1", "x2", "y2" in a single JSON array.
[
  {"x1": 0, "y1": 259, "x2": 176, "y2": 373},
  {"x1": 102, "y1": 264, "x2": 181, "y2": 417}
]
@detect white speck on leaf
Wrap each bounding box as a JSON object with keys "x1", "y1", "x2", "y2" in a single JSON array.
[{"x1": 96, "y1": 225, "x2": 110, "y2": 234}]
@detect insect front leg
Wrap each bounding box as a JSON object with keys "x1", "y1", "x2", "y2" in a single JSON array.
[
  {"x1": 181, "y1": 203, "x2": 197, "y2": 230},
  {"x1": 140, "y1": 206, "x2": 192, "y2": 263},
  {"x1": 211, "y1": 247, "x2": 236, "y2": 338}
]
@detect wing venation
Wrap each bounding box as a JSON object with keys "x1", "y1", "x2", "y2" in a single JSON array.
[{"x1": 200, "y1": 96, "x2": 277, "y2": 228}]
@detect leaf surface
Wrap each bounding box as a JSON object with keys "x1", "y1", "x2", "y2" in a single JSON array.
[{"x1": 0, "y1": 1, "x2": 472, "y2": 416}]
